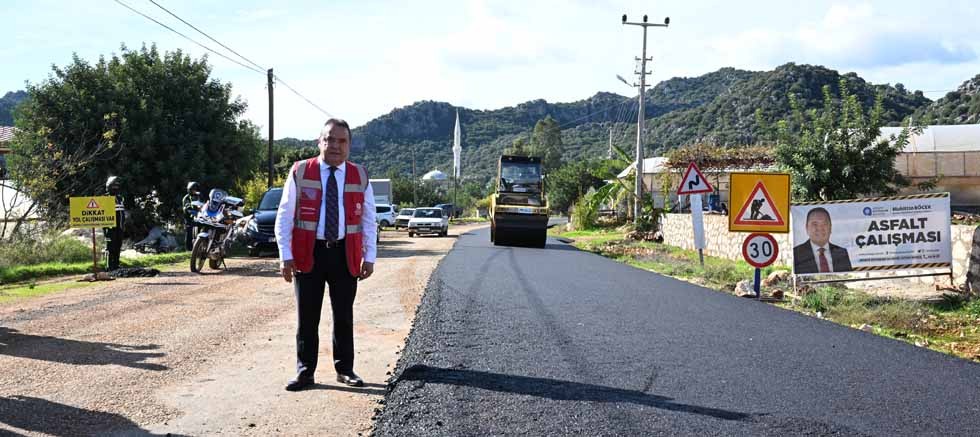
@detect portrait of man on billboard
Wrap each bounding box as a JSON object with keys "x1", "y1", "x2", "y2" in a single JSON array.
[{"x1": 793, "y1": 207, "x2": 852, "y2": 274}]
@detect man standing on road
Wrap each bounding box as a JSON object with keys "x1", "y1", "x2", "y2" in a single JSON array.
[
  {"x1": 274, "y1": 118, "x2": 377, "y2": 391},
  {"x1": 103, "y1": 176, "x2": 126, "y2": 271}
]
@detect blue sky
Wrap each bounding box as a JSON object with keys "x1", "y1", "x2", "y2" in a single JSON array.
[{"x1": 2, "y1": 0, "x2": 979, "y2": 139}]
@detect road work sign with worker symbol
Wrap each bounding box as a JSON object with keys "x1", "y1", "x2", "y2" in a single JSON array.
[
  {"x1": 70, "y1": 196, "x2": 117, "y2": 228},
  {"x1": 728, "y1": 173, "x2": 790, "y2": 233}
]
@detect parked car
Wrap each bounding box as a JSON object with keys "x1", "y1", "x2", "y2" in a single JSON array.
[
  {"x1": 394, "y1": 208, "x2": 415, "y2": 229},
  {"x1": 244, "y1": 188, "x2": 281, "y2": 257},
  {"x1": 408, "y1": 207, "x2": 449, "y2": 237},
  {"x1": 434, "y1": 203, "x2": 462, "y2": 218},
  {"x1": 377, "y1": 203, "x2": 397, "y2": 228}
]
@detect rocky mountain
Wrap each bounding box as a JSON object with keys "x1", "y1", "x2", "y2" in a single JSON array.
[
  {"x1": 346, "y1": 63, "x2": 938, "y2": 183},
  {"x1": 0, "y1": 90, "x2": 28, "y2": 125},
  {"x1": 912, "y1": 74, "x2": 980, "y2": 125}
]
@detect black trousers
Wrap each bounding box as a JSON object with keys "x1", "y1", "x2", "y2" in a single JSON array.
[
  {"x1": 184, "y1": 218, "x2": 195, "y2": 251},
  {"x1": 104, "y1": 227, "x2": 123, "y2": 271},
  {"x1": 294, "y1": 240, "x2": 358, "y2": 379}
]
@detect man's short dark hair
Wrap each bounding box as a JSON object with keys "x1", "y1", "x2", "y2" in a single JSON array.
[
  {"x1": 322, "y1": 118, "x2": 351, "y2": 142},
  {"x1": 806, "y1": 207, "x2": 831, "y2": 224}
]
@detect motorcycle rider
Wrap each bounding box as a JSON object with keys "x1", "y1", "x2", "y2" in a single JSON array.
[
  {"x1": 103, "y1": 176, "x2": 126, "y2": 271},
  {"x1": 182, "y1": 181, "x2": 202, "y2": 250}
]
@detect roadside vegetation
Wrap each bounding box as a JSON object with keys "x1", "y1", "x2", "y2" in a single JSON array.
[
  {"x1": 0, "y1": 233, "x2": 191, "y2": 284},
  {"x1": 553, "y1": 227, "x2": 980, "y2": 363}
]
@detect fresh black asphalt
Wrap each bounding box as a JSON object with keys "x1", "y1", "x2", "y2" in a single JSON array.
[{"x1": 373, "y1": 227, "x2": 980, "y2": 436}]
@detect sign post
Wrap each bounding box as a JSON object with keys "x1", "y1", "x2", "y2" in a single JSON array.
[
  {"x1": 742, "y1": 233, "x2": 779, "y2": 297},
  {"x1": 678, "y1": 162, "x2": 713, "y2": 267},
  {"x1": 70, "y1": 196, "x2": 117, "y2": 275}
]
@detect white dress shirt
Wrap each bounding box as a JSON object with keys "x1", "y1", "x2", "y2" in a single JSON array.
[
  {"x1": 274, "y1": 158, "x2": 377, "y2": 264},
  {"x1": 810, "y1": 241, "x2": 834, "y2": 272}
]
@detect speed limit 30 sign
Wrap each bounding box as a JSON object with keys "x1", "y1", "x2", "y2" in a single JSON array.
[{"x1": 742, "y1": 233, "x2": 779, "y2": 268}]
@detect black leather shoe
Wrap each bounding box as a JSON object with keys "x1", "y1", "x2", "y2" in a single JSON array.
[
  {"x1": 285, "y1": 377, "x2": 315, "y2": 391},
  {"x1": 336, "y1": 372, "x2": 364, "y2": 387}
]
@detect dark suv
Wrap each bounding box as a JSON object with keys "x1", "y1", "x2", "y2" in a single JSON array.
[
  {"x1": 434, "y1": 203, "x2": 462, "y2": 218},
  {"x1": 244, "y1": 188, "x2": 282, "y2": 256}
]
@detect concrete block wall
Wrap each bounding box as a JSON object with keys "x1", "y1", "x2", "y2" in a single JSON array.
[{"x1": 661, "y1": 213, "x2": 979, "y2": 289}]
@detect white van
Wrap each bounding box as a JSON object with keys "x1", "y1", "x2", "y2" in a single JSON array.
[{"x1": 376, "y1": 204, "x2": 397, "y2": 228}]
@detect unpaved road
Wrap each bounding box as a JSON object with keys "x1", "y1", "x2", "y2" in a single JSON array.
[{"x1": 0, "y1": 225, "x2": 481, "y2": 436}]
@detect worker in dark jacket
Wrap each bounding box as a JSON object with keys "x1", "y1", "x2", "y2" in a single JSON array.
[{"x1": 103, "y1": 176, "x2": 126, "y2": 271}]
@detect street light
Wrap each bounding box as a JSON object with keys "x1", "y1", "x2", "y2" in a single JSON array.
[{"x1": 616, "y1": 74, "x2": 632, "y2": 88}]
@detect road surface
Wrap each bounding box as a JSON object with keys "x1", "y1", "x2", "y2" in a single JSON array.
[{"x1": 374, "y1": 227, "x2": 980, "y2": 436}]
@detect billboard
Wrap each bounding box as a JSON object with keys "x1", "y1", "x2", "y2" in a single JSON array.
[{"x1": 790, "y1": 193, "x2": 951, "y2": 275}]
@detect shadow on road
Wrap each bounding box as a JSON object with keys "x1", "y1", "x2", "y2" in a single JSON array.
[
  {"x1": 307, "y1": 382, "x2": 387, "y2": 396},
  {"x1": 0, "y1": 327, "x2": 167, "y2": 371},
  {"x1": 0, "y1": 395, "x2": 189, "y2": 436},
  {"x1": 397, "y1": 365, "x2": 750, "y2": 422}
]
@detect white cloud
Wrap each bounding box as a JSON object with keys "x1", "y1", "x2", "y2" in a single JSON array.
[{"x1": 712, "y1": 2, "x2": 976, "y2": 71}]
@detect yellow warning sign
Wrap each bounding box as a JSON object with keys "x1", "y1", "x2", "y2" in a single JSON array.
[
  {"x1": 729, "y1": 173, "x2": 791, "y2": 233},
  {"x1": 69, "y1": 196, "x2": 117, "y2": 228}
]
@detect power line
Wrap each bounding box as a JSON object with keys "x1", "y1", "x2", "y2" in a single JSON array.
[
  {"x1": 557, "y1": 94, "x2": 638, "y2": 130},
  {"x1": 146, "y1": 0, "x2": 266, "y2": 72},
  {"x1": 136, "y1": 0, "x2": 332, "y2": 117},
  {"x1": 112, "y1": 0, "x2": 265, "y2": 75},
  {"x1": 273, "y1": 75, "x2": 334, "y2": 117}
]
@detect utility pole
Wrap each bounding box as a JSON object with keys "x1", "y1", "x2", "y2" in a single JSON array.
[
  {"x1": 267, "y1": 68, "x2": 274, "y2": 189},
  {"x1": 622, "y1": 14, "x2": 668, "y2": 225},
  {"x1": 412, "y1": 147, "x2": 418, "y2": 206}
]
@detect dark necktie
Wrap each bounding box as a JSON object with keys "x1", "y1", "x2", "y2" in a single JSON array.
[
  {"x1": 324, "y1": 166, "x2": 339, "y2": 241},
  {"x1": 818, "y1": 247, "x2": 831, "y2": 273}
]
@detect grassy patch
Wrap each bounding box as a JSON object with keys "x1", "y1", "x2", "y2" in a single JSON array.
[
  {"x1": 451, "y1": 217, "x2": 490, "y2": 225},
  {"x1": 0, "y1": 252, "x2": 192, "y2": 285},
  {"x1": 567, "y1": 231, "x2": 980, "y2": 363},
  {"x1": 0, "y1": 281, "x2": 97, "y2": 304}
]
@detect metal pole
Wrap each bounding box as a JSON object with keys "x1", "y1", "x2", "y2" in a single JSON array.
[
  {"x1": 412, "y1": 147, "x2": 418, "y2": 206},
  {"x1": 267, "y1": 68, "x2": 274, "y2": 188},
  {"x1": 92, "y1": 228, "x2": 99, "y2": 272}
]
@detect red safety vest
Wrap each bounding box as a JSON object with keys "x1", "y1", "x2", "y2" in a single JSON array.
[{"x1": 291, "y1": 158, "x2": 368, "y2": 276}]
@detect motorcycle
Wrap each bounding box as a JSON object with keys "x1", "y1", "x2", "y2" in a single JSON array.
[{"x1": 190, "y1": 189, "x2": 245, "y2": 273}]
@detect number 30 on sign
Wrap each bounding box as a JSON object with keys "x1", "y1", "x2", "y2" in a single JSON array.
[{"x1": 742, "y1": 233, "x2": 779, "y2": 268}]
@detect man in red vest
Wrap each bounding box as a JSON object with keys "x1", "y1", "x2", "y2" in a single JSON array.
[{"x1": 274, "y1": 118, "x2": 377, "y2": 391}]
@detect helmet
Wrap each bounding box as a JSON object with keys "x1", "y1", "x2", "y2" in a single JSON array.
[
  {"x1": 187, "y1": 181, "x2": 200, "y2": 194},
  {"x1": 106, "y1": 176, "x2": 121, "y2": 190}
]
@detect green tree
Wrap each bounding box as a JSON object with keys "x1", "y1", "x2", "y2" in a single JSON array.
[
  {"x1": 547, "y1": 160, "x2": 603, "y2": 215},
  {"x1": 505, "y1": 137, "x2": 531, "y2": 156},
  {"x1": 775, "y1": 80, "x2": 912, "y2": 201},
  {"x1": 529, "y1": 115, "x2": 563, "y2": 173},
  {"x1": 9, "y1": 45, "x2": 262, "y2": 231}
]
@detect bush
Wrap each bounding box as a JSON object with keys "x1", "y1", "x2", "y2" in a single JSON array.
[
  {"x1": 571, "y1": 194, "x2": 597, "y2": 230},
  {"x1": 0, "y1": 232, "x2": 93, "y2": 269},
  {"x1": 800, "y1": 286, "x2": 844, "y2": 313},
  {"x1": 237, "y1": 172, "x2": 285, "y2": 211}
]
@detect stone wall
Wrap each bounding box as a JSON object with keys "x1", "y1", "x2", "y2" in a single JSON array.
[{"x1": 661, "y1": 213, "x2": 980, "y2": 289}]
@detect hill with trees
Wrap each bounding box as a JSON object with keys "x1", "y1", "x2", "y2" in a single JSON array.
[
  {"x1": 912, "y1": 74, "x2": 980, "y2": 125},
  {"x1": 341, "y1": 63, "x2": 939, "y2": 184},
  {"x1": 0, "y1": 90, "x2": 28, "y2": 125}
]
